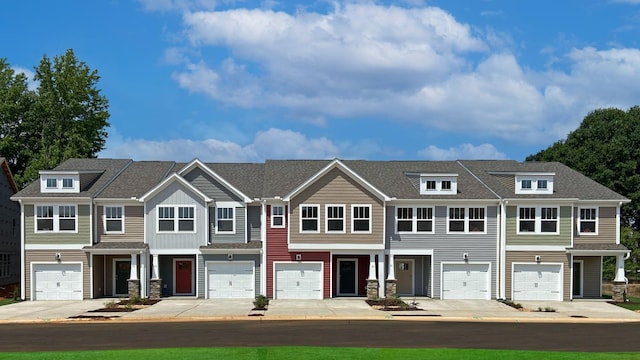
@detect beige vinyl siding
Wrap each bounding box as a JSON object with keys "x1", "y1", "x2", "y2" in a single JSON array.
[
  {"x1": 506, "y1": 251, "x2": 571, "y2": 301},
  {"x1": 574, "y1": 207, "x2": 616, "y2": 244},
  {"x1": 505, "y1": 206, "x2": 571, "y2": 246},
  {"x1": 24, "y1": 204, "x2": 91, "y2": 245},
  {"x1": 574, "y1": 256, "x2": 602, "y2": 298},
  {"x1": 96, "y1": 205, "x2": 144, "y2": 242},
  {"x1": 25, "y1": 250, "x2": 91, "y2": 300},
  {"x1": 290, "y1": 168, "x2": 383, "y2": 245}
]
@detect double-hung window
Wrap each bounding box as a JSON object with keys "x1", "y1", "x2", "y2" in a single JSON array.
[
  {"x1": 104, "y1": 206, "x2": 124, "y2": 233},
  {"x1": 216, "y1": 207, "x2": 234, "y2": 233},
  {"x1": 157, "y1": 206, "x2": 196, "y2": 233},
  {"x1": 179, "y1": 207, "x2": 195, "y2": 231},
  {"x1": 579, "y1": 208, "x2": 597, "y2": 234},
  {"x1": 326, "y1": 205, "x2": 345, "y2": 233},
  {"x1": 352, "y1": 205, "x2": 371, "y2": 233},
  {"x1": 416, "y1": 207, "x2": 433, "y2": 232},
  {"x1": 519, "y1": 207, "x2": 536, "y2": 232},
  {"x1": 518, "y1": 206, "x2": 559, "y2": 234},
  {"x1": 448, "y1": 208, "x2": 465, "y2": 232},
  {"x1": 46, "y1": 178, "x2": 57, "y2": 189},
  {"x1": 271, "y1": 205, "x2": 285, "y2": 228},
  {"x1": 62, "y1": 178, "x2": 74, "y2": 189},
  {"x1": 541, "y1": 207, "x2": 558, "y2": 233},
  {"x1": 158, "y1": 206, "x2": 175, "y2": 232},
  {"x1": 300, "y1": 205, "x2": 319, "y2": 232},
  {"x1": 448, "y1": 207, "x2": 485, "y2": 233},
  {"x1": 35, "y1": 205, "x2": 77, "y2": 232},
  {"x1": 396, "y1": 207, "x2": 413, "y2": 232},
  {"x1": 395, "y1": 207, "x2": 433, "y2": 233}
]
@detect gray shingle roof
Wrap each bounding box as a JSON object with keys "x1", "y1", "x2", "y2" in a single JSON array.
[
  {"x1": 14, "y1": 158, "x2": 132, "y2": 198},
  {"x1": 568, "y1": 243, "x2": 629, "y2": 251},
  {"x1": 97, "y1": 161, "x2": 176, "y2": 199},
  {"x1": 200, "y1": 241, "x2": 262, "y2": 250},
  {"x1": 206, "y1": 163, "x2": 265, "y2": 200},
  {"x1": 83, "y1": 242, "x2": 148, "y2": 250}
]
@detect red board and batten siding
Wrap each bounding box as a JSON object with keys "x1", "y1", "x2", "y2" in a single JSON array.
[{"x1": 265, "y1": 205, "x2": 331, "y2": 298}]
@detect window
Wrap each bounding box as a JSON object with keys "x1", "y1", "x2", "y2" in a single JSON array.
[
  {"x1": 449, "y1": 208, "x2": 465, "y2": 232},
  {"x1": 441, "y1": 181, "x2": 452, "y2": 190},
  {"x1": 326, "y1": 205, "x2": 345, "y2": 233},
  {"x1": 35, "y1": 205, "x2": 76, "y2": 232},
  {"x1": 104, "y1": 206, "x2": 124, "y2": 233},
  {"x1": 416, "y1": 207, "x2": 433, "y2": 232},
  {"x1": 521, "y1": 180, "x2": 532, "y2": 189},
  {"x1": 178, "y1": 207, "x2": 194, "y2": 231},
  {"x1": 537, "y1": 179, "x2": 547, "y2": 189},
  {"x1": 468, "y1": 207, "x2": 485, "y2": 232},
  {"x1": 579, "y1": 208, "x2": 597, "y2": 234},
  {"x1": 216, "y1": 207, "x2": 234, "y2": 233},
  {"x1": 62, "y1": 178, "x2": 74, "y2": 189},
  {"x1": 425, "y1": 180, "x2": 436, "y2": 190},
  {"x1": 300, "y1": 205, "x2": 319, "y2": 232},
  {"x1": 396, "y1": 207, "x2": 413, "y2": 232},
  {"x1": 518, "y1": 206, "x2": 560, "y2": 234},
  {"x1": 419, "y1": 175, "x2": 458, "y2": 195},
  {"x1": 352, "y1": 205, "x2": 371, "y2": 233},
  {"x1": 46, "y1": 178, "x2": 57, "y2": 188},
  {"x1": 158, "y1": 206, "x2": 175, "y2": 232},
  {"x1": 271, "y1": 205, "x2": 285, "y2": 228},
  {"x1": 515, "y1": 175, "x2": 554, "y2": 194}
]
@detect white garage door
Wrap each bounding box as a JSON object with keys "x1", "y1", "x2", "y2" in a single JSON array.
[
  {"x1": 207, "y1": 261, "x2": 255, "y2": 299},
  {"x1": 33, "y1": 263, "x2": 83, "y2": 300},
  {"x1": 274, "y1": 262, "x2": 323, "y2": 299},
  {"x1": 513, "y1": 264, "x2": 562, "y2": 301},
  {"x1": 442, "y1": 263, "x2": 490, "y2": 300}
]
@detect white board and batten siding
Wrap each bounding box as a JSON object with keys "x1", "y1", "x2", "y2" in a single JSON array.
[{"x1": 273, "y1": 262, "x2": 323, "y2": 299}]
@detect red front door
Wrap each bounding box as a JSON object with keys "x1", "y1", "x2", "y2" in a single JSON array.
[{"x1": 175, "y1": 260, "x2": 193, "y2": 294}]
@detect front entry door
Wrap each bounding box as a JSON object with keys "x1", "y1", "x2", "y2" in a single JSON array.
[
  {"x1": 338, "y1": 260, "x2": 357, "y2": 295},
  {"x1": 395, "y1": 259, "x2": 414, "y2": 295},
  {"x1": 175, "y1": 259, "x2": 193, "y2": 294},
  {"x1": 115, "y1": 260, "x2": 131, "y2": 296}
]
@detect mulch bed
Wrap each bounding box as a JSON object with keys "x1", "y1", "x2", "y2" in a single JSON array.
[
  {"x1": 365, "y1": 299, "x2": 422, "y2": 311},
  {"x1": 0, "y1": 283, "x2": 18, "y2": 300},
  {"x1": 90, "y1": 299, "x2": 161, "y2": 312}
]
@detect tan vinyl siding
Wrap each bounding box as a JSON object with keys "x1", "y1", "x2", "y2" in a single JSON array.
[
  {"x1": 24, "y1": 204, "x2": 91, "y2": 245},
  {"x1": 574, "y1": 256, "x2": 602, "y2": 298},
  {"x1": 505, "y1": 206, "x2": 571, "y2": 246},
  {"x1": 25, "y1": 250, "x2": 91, "y2": 300},
  {"x1": 506, "y1": 251, "x2": 571, "y2": 301},
  {"x1": 574, "y1": 207, "x2": 616, "y2": 244},
  {"x1": 97, "y1": 205, "x2": 144, "y2": 242},
  {"x1": 290, "y1": 168, "x2": 383, "y2": 245}
]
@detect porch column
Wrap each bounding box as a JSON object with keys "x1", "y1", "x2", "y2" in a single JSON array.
[
  {"x1": 152, "y1": 254, "x2": 160, "y2": 279},
  {"x1": 129, "y1": 253, "x2": 138, "y2": 280},
  {"x1": 366, "y1": 254, "x2": 379, "y2": 300},
  {"x1": 127, "y1": 253, "x2": 140, "y2": 298},
  {"x1": 612, "y1": 254, "x2": 628, "y2": 302},
  {"x1": 385, "y1": 253, "x2": 397, "y2": 298},
  {"x1": 367, "y1": 254, "x2": 377, "y2": 280},
  {"x1": 140, "y1": 252, "x2": 147, "y2": 298},
  {"x1": 149, "y1": 254, "x2": 162, "y2": 299},
  {"x1": 614, "y1": 254, "x2": 626, "y2": 282},
  {"x1": 377, "y1": 253, "x2": 385, "y2": 297},
  {"x1": 387, "y1": 253, "x2": 395, "y2": 280}
]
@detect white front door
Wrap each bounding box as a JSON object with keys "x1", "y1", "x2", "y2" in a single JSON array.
[
  {"x1": 33, "y1": 263, "x2": 83, "y2": 300},
  {"x1": 207, "y1": 261, "x2": 255, "y2": 299},
  {"x1": 442, "y1": 263, "x2": 490, "y2": 300},
  {"x1": 513, "y1": 264, "x2": 562, "y2": 301},
  {"x1": 274, "y1": 262, "x2": 323, "y2": 299}
]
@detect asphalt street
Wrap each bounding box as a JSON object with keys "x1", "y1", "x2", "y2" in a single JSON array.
[{"x1": 1, "y1": 320, "x2": 639, "y2": 353}]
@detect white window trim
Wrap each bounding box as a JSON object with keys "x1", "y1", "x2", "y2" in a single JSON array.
[
  {"x1": 419, "y1": 175, "x2": 458, "y2": 195},
  {"x1": 300, "y1": 204, "x2": 320, "y2": 233},
  {"x1": 157, "y1": 205, "x2": 197, "y2": 234},
  {"x1": 40, "y1": 175, "x2": 80, "y2": 193},
  {"x1": 516, "y1": 206, "x2": 560, "y2": 235},
  {"x1": 351, "y1": 204, "x2": 372, "y2": 234},
  {"x1": 577, "y1": 207, "x2": 598, "y2": 235},
  {"x1": 325, "y1": 204, "x2": 346, "y2": 234},
  {"x1": 515, "y1": 175, "x2": 554, "y2": 194},
  {"x1": 215, "y1": 206, "x2": 235, "y2": 234},
  {"x1": 35, "y1": 204, "x2": 78, "y2": 233},
  {"x1": 446, "y1": 206, "x2": 487, "y2": 234},
  {"x1": 395, "y1": 206, "x2": 435, "y2": 234},
  {"x1": 103, "y1": 205, "x2": 125, "y2": 234},
  {"x1": 271, "y1": 205, "x2": 285, "y2": 229}
]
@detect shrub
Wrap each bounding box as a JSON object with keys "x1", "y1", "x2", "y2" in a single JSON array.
[{"x1": 253, "y1": 295, "x2": 268, "y2": 309}]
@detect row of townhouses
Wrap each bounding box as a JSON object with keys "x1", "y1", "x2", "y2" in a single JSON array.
[{"x1": 11, "y1": 158, "x2": 631, "y2": 301}]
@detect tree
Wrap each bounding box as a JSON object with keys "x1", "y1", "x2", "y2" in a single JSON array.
[
  {"x1": 0, "y1": 49, "x2": 109, "y2": 187},
  {"x1": 527, "y1": 106, "x2": 640, "y2": 279}
]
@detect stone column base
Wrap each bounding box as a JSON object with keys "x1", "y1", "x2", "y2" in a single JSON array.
[
  {"x1": 385, "y1": 279, "x2": 397, "y2": 298},
  {"x1": 128, "y1": 279, "x2": 141, "y2": 299},
  {"x1": 150, "y1": 279, "x2": 162, "y2": 299},
  {"x1": 366, "y1": 279, "x2": 379, "y2": 300},
  {"x1": 611, "y1": 281, "x2": 627, "y2": 302}
]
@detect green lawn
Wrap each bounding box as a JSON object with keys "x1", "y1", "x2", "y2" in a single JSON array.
[
  {"x1": 0, "y1": 298, "x2": 18, "y2": 306},
  {"x1": 3, "y1": 347, "x2": 640, "y2": 360},
  {"x1": 615, "y1": 297, "x2": 640, "y2": 311}
]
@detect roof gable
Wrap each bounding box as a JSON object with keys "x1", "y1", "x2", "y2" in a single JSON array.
[
  {"x1": 178, "y1": 159, "x2": 252, "y2": 203},
  {"x1": 139, "y1": 173, "x2": 212, "y2": 203}
]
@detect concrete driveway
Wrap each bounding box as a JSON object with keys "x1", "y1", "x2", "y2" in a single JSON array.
[{"x1": 0, "y1": 297, "x2": 638, "y2": 323}]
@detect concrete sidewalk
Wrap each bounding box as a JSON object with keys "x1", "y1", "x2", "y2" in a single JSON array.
[{"x1": 0, "y1": 297, "x2": 639, "y2": 324}]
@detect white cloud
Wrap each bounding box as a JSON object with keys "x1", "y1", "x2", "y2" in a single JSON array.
[
  {"x1": 137, "y1": 0, "x2": 218, "y2": 12},
  {"x1": 11, "y1": 66, "x2": 38, "y2": 90},
  {"x1": 418, "y1": 143, "x2": 507, "y2": 160}
]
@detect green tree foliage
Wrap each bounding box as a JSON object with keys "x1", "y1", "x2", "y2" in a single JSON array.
[
  {"x1": 0, "y1": 49, "x2": 109, "y2": 187},
  {"x1": 527, "y1": 107, "x2": 640, "y2": 279}
]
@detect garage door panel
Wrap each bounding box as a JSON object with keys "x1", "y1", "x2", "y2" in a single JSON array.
[
  {"x1": 33, "y1": 263, "x2": 83, "y2": 301},
  {"x1": 208, "y1": 262, "x2": 255, "y2": 299},
  {"x1": 442, "y1": 263, "x2": 490, "y2": 300},
  {"x1": 275, "y1": 263, "x2": 323, "y2": 299},
  {"x1": 513, "y1": 264, "x2": 562, "y2": 301}
]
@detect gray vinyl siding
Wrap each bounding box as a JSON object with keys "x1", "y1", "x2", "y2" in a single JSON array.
[
  {"x1": 247, "y1": 206, "x2": 262, "y2": 242},
  {"x1": 145, "y1": 182, "x2": 208, "y2": 250},
  {"x1": 386, "y1": 205, "x2": 498, "y2": 299},
  {"x1": 96, "y1": 205, "x2": 144, "y2": 242},
  {"x1": 25, "y1": 250, "x2": 91, "y2": 300},
  {"x1": 505, "y1": 206, "x2": 572, "y2": 246},
  {"x1": 182, "y1": 167, "x2": 243, "y2": 202},
  {"x1": 198, "y1": 253, "x2": 262, "y2": 298},
  {"x1": 209, "y1": 206, "x2": 247, "y2": 243},
  {"x1": 574, "y1": 207, "x2": 617, "y2": 244},
  {"x1": 24, "y1": 204, "x2": 91, "y2": 245}
]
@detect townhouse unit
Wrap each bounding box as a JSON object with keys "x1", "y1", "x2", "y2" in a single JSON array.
[
  {"x1": 0, "y1": 158, "x2": 19, "y2": 288},
  {"x1": 12, "y1": 158, "x2": 630, "y2": 302}
]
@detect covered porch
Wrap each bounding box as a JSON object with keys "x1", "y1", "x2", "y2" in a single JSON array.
[
  {"x1": 83, "y1": 242, "x2": 149, "y2": 299},
  {"x1": 567, "y1": 243, "x2": 630, "y2": 302}
]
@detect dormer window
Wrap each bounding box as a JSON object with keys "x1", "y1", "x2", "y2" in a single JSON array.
[
  {"x1": 419, "y1": 174, "x2": 458, "y2": 195},
  {"x1": 40, "y1": 172, "x2": 80, "y2": 193},
  {"x1": 46, "y1": 178, "x2": 57, "y2": 189},
  {"x1": 515, "y1": 174, "x2": 554, "y2": 194},
  {"x1": 62, "y1": 178, "x2": 74, "y2": 189}
]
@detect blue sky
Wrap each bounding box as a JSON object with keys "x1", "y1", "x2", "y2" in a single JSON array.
[{"x1": 2, "y1": 0, "x2": 640, "y2": 162}]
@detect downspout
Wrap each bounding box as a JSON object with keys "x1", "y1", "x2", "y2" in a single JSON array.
[
  {"x1": 499, "y1": 200, "x2": 507, "y2": 299},
  {"x1": 18, "y1": 200, "x2": 25, "y2": 300}
]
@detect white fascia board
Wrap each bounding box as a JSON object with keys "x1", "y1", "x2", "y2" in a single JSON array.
[
  {"x1": 575, "y1": 199, "x2": 631, "y2": 205},
  {"x1": 177, "y1": 159, "x2": 251, "y2": 203},
  {"x1": 387, "y1": 249, "x2": 435, "y2": 256},
  {"x1": 12, "y1": 197, "x2": 93, "y2": 204},
  {"x1": 150, "y1": 249, "x2": 199, "y2": 255},
  {"x1": 505, "y1": 245, "x2": 567, "y2": 252},
  {"x1": 94, "y1": 199, "x2": 141, "y2": 205},
  {"x1": 387, "y1": 199, "x2": 500, "y2": 205},
  {"x1": 566, "y1": 249, "x2": 630, "y2": 256},
  {"x1": 199, "y1": 248, "x2": 262, "y2": 254},
  {"x1": 288, "y1": 243, "x2": 384, "y2": 250},
  {"x1": 25, "y1": 244, "x2": 87, "y2": 250},
  {"x1": 84, "y1": 248, "x2": 147, "y2": 254},
  {"x1": 139, "y1": 173, "x2": 212, "y2": 203},
  {"x1": 283, "y1": 159, "x2": 389, "y2": 201},
  {"x1": 502, "y1": 198, "x2": 579, "y2": 204}
]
